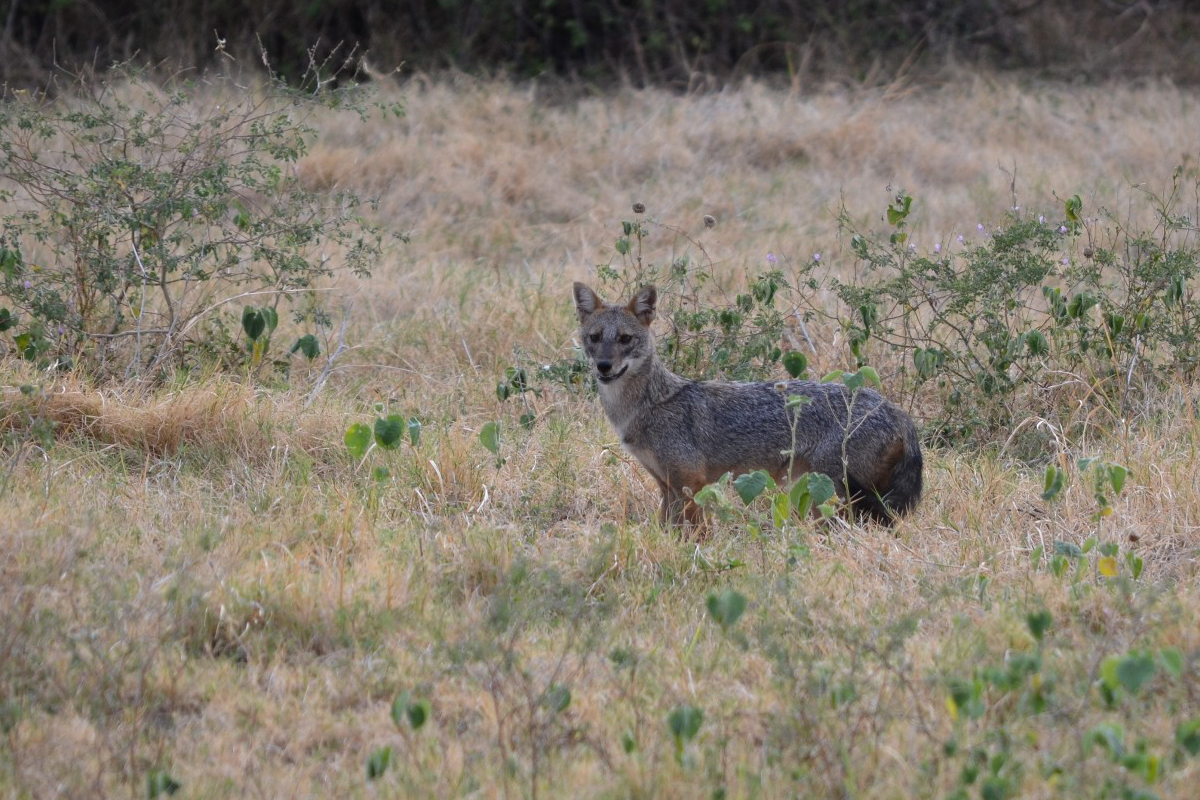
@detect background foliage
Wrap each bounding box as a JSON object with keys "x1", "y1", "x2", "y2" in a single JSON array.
[{"x1": 3, "y1": 0, "x2": 1200, "y2": 87}]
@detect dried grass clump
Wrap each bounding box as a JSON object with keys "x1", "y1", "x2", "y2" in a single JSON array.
[{"x1": 0, "y1": 378, "x2": 342, "y2": 463}]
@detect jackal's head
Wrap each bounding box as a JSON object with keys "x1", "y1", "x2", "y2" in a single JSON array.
[{"x1": 572, "y1": 282, "x2": 657, "y2": 385}]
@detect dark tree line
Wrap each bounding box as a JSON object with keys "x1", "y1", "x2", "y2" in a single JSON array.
[{"x1": 2, "y1": 0, "x2": 1197, "y2": 87}]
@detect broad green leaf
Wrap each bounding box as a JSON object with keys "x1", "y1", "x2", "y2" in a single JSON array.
[
  {"x1": 772, "y1": 492, "x2": 790, "y2": 528},
  {"x1": 291, "y1": 334, "x2": 320, "y2": 359},
  {"x1": 1087, "y1": 722, "x2": 1125, "y2": 759},
  {"x1": 261, "y1": 306, "x2": 279, "y2": 334},
  {"x1": 857, "y1": 365, "x2": 882, "y2": 389},
  {"x1": 667, "y1": 705, "x2": 703, "y2": 743},
  {"x1": 820, "y1": 369, "x2": 844, "y2": 383},
  {"x1": 407, "y1": 417, "x2": 421, "y2": 446},
  {"x1": 1115, "y1": 654, "x2": 1156, "y2": 694},
  {"x1": 1041, "y1": 464, "x2": 1064, "y2": 501},
  {"x1": 146, "y1": 770, "x2": 181, "y2": 798},
  {"x1": 1065, "y1": 194, "x2": 1082, "y2": 223},
  {"x1": 1025, "y1": 330, "x2": 1048, "y2": 356},
  {"x1": 0, "y1": 308, "x2": 14, "y2": 332},
  {"x1": 0, "y1": 244, "x2": 20, "y2": 277},
  {"x1": 1160, "y1": 648, "x2": 1183, "y2": 677},
  {"x1": 692, "y1": 483, "x2": 721, "y2": 508},
  {"x1": 843, "y1": 369, "x2": 864, "y2": 391},
  {"x1": 479, "y1": 421, "x2": 500, "y2": 455},
  {"x1": 374, "y1": 415, "x2": 404, "y2": 450},
  {"x1": 1026, "y1": 610, "x2": 1052, "y2": 642},
  {"x1": 733, "y1": 471, "x2": 771, "y2": 505},
  {"x1": 804, "y1": 473, "x2": 837, "y2": 507},
  {"x1": 344, "y1": 423, "x2": 372, "y2": 460},
  {"x1": 1098, "y1": 556, "x2": 1118, "y2": 577},
  {"x1": 1176, "y1": 719, "x2": 1200, "y2": 756},
  {"x1": 706, "y1": 589, "x2": 747, "y2": 631},
  {"x1": 980, "y1": 776, "x2": 1011, "y2": 800},
  {"x1": 788, "y1": 480, "x2": 812, "y2": 519},
  {"x1": 1052, "y1": 540, "x2": 1082, "y2": 558},
  {"x1": 366, "y1": 746, "x2": 392, "y2": 780},
  {"x1": 371, "y1": 466, "x2": 391, "y2": 482},
  {"x1": 241, "y1": 306, "x2": 265, "y2": 340},
  {"x1": 544, "y1": 684, "x2": 571, "y2": 713},
  {"x1": 406, "y1": 698, "x2": 431, "y2": 729},
  {"x1": 1107, "y1": 463, "x2": 1127, "y2": 495},
  {"x1": 782, "y1": 351, "x2": 807, "y2": 378},
  {"x1": 233, "y1": 203, "x2": 251, "y2": 231}
]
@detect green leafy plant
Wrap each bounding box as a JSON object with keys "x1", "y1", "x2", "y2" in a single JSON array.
[
  {"x1": 391, "y1": 691, "x2": 431, "y2": 731},
  {"x1": 366, "y1": 745, "x2": 392, "y2": 780},
  {"x1": 795, "y1": 179, "x2": 1200, "y2": 449},
  {"x1": 343, "y1": 407, "x2": 423, "y2": 495},
  {"x1": 667, "y1": 704, "x2": 703, "y2": 765},
  {"x1": 705, "y1": 589, "x2": 747, "y2": 632},
  {"x1": 146, "y1": 769, "x2": 181, "y2": 798},
  {"x1": 479, "y1": 420, "x2": 503, "y2": 467},
  {"x1": 596, "y1": 205, "x2": 798, "y2": 381},
  {"x1": 0, "y1": 60, "x2": 398, "y2": 377}
]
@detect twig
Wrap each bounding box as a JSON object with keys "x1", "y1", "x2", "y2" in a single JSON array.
[{"x1": 304, "y1": 314, "x2": 350, "y2": 409}]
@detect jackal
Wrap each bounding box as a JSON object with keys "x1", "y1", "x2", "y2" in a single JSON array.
[{"x1": 573, "y1": 282, "x2": 923, "y2": 526}]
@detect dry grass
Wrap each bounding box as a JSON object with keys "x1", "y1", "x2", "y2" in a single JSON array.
[{"x1": 2, "y1": 73, "x2": 1200, "y2": 799}]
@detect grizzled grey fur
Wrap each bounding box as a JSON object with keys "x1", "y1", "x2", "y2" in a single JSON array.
[{"x1": 573, "y1": 282, "x2": 922, "y2": 526}]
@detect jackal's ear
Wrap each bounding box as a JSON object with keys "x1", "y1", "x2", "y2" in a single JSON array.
[
  {"x1": 573, "y1": 282, "x2": 604, "y2": 323},
  {"x1": 628, "y1": 285, "x2": 657, "y2": 326}
]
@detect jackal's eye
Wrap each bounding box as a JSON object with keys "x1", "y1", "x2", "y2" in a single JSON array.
[
  {"x1": 618, "y1": 334, "x2": 632, "y2": 345},
  {"x1": 588, "y1": 332, "x2": 602, "y2": 344}
]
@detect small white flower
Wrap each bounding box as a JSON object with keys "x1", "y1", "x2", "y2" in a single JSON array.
[
  {"x1": 977, "y1": 223, "x2": 985, "y2": 232},
  {"x1": 934, "y1": 242, "x2": 942, "y2": 253},
  {"x1": 957, "y1": 234, "x2": 965, "y2": 244},
  {"x1": 1038, "y1": 215, "x2": 1045, "y2": 224},
  {"x1": 1062, "y1": 257, "x2": 1070, "y2": 265},
  {"x1": 813, "y1": 253, "x2": 821, "y2": 262},
  {"x1": 1060, "y1": 225, "x2": 1068, "y2": 234}
]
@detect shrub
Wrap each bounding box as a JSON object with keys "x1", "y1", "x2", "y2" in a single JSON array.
[
  {"x1": 597, "y1": 207, "x2": 797, "y2": 382},
  {"x1": 0, "y1": 57, "x2": 398, "y2": 378},
  {"x1": 794, "y1": 177, "x2": 1200, "y2": 451}
]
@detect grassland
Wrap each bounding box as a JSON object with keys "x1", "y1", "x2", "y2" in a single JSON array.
[{"x1": 2, "y1": 74, "x2": 1200, "y2": 799}]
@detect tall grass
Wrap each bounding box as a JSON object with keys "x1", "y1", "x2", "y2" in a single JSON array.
[{"x1": 2, "y1": 74, "x2": 1199, "y2": 798}]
